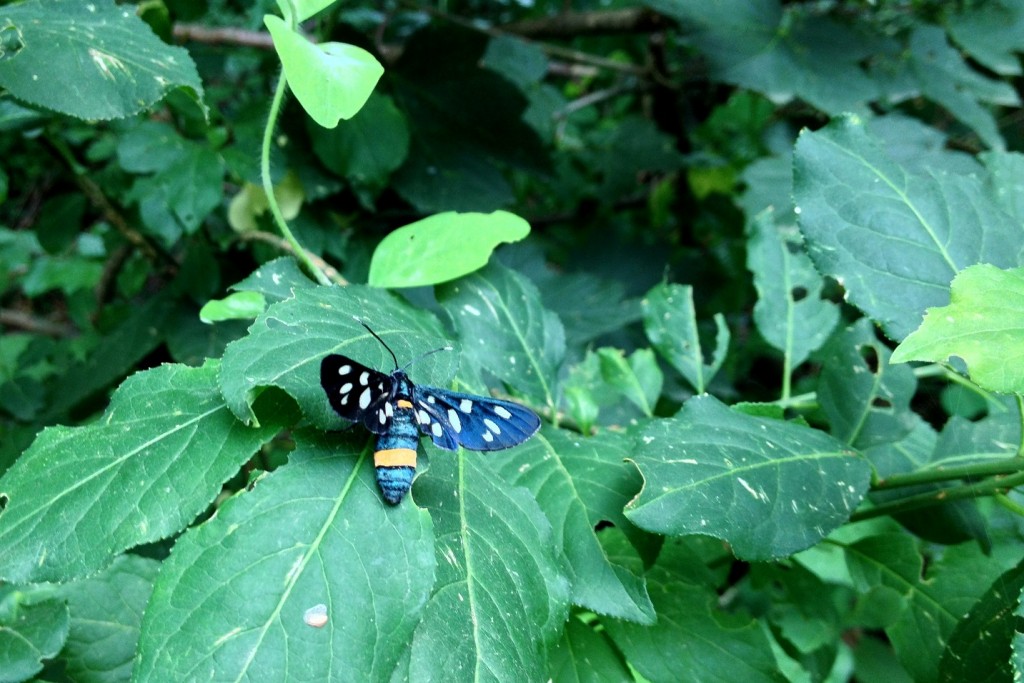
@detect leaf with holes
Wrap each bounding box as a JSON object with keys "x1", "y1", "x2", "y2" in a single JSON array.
[
  {"x1": 747, "y1": 209, "x2": 839, "y2": 369},
  {"x1": 625, "y1": 395, "x2": 871, "y2": 560},
  {"x1": 793, "y1": 115, "x2": 1022, "y2": 341}
]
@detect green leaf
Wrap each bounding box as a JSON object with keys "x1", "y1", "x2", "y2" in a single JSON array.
[
  {"x1": 219, "y1": 285, "x2": 456, "y2": 427},
  {"x1": 53, "y1": 554, "x2": 159, "y2": 683},
  {"x1": 391, "y1": 25, "x2": 547, "y2": 212},
  {"x1": 896, "y1": 26, "x2": 1019, "y2": 151},
  {"x1": 548, "y1": 617, "x2": 632, "y2": 682},
  {"x1": 0, "y1": 361, "x2": 286, "y2": 583},
  {"x1": 199, "y1": 291, "x2": 267, "y2": 323},
  {"x1": 625, "y1": 395, "x2": 871, "y2": 560},
  {"x1": 948, "y1": 1, "x2": 1024, "y2": 76},
  {"x1": 939, "y1": 558, "x2": 1024, "y2": 682},
  {"x1": 746, "y1": 209, "x2": 839, "y2": 369},
  {"x1": 279, "y1": 0, "x2": 335, "y2": 23},
  {"x1": 641, "y1": 282, "x2": 729, "y2": 394},
  {"x1": 647, "y1": 0, "x2": 877, "y2": 115},
  {"x1": 818, "y1": 319, "x2": 918, "y2": 449},
  {"x1": 597, "y1": 348, "x2": 662, "y2": 418},
  {"x1": 891, "y1": 265, "x2": 1024, "y2": 394},
  {"x1": 309, "y1": 92, "x2": 409, "y2": 198},
  {"x1": 0, "y1": 590, "x2": 69, "y2": 682},
  {"x1": 604, "y1": 538, "x2": 787, "y2": 683},
  {"x1": 0, "y1": 0, "x2": 205, "y2": 120},
  {"x1": 403, "y1": 448, "x2": 570, "y2": 682},
  {"x1": 845, "y1": 535, "x2": 1023, "y2": 683},
  {"x1": 793, "y1": 115, "x2": 1022, "y2": 341},
  {"x1": 493, "y1": 428, "x2": 655, "y2": 624},
  {"x1": 438, "y1": 263, "x2": 564, "y2": 413},
  {"x1": 368, "y1": 211, "x2": 531, "y2": 288},
  {"x1": 265, "y1": 14, "x2": 383, "y2": 128},
  {"x1": 229, "y1": 256, "x2": 317, "y2": 304},
  {"x1": 134, "y1": 430, "x2": 434, "y2": 681}
]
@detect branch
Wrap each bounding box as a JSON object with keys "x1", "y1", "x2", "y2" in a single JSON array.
[
  {"x1": 173, "y1": 24, "x2": 275, "y2": 50},
  {"x1": 0, "y1": 308, "x2": 76, "y2": 337},
  {"x1": 238, "y1": 230, "x2": 348, "y2": 285},
  {"x1": 503, "y1": 8, "x2": 667, "y2": 39}
]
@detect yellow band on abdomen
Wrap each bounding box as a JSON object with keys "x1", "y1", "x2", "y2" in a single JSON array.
[
  {"x1": 375, "y1": 448, "x2": 417, "y2": 468},
  {"x1": 396, "y1": 399, "x2": 413, "y2": 409}
]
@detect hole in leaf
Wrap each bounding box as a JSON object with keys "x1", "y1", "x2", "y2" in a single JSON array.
[
  {"x1": 871, "y1": 396, "x2": 892, "y2": 409},
  {"x1": 0, "y1": 492, "x2": 8, "y2": 513},
  {"x1": 791, "y1": 286, "x2": 808, "y2": 302},
  {"x1": 860, "y1": 345, "x2": 879, "y2": 373},
  {"x1": 784, "y1": 239, "x2": 803, "y2": 255},
  {"x1": 0, "y1": 25, "x2": 24, "y2": 59}
]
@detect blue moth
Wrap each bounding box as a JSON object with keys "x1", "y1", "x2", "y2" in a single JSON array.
[{"x1": 320, "y1": 322, "x2": 541, "y2": 504}]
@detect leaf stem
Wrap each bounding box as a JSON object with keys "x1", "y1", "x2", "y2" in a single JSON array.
[
  {"x1": 873, "y1": 457, "x2": 1024, "y2": 489},
  {"x1": 261, "y1": 72, "x2": 333, "y2": 287},
  {"x1": 1016, "y1": 394, "x2": 1024, "y2": 457},
  {"x1": 851, "y1": 470, "x2": 1024, "y2": 522}
]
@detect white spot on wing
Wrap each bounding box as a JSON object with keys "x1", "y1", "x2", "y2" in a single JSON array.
[
  {"x1": 494, "y1": 406, "x2": 512, "y2": 419},
  {"x1": 359, "y1": 388, "x2": 372, "y2": 409},
  {"x1": 340, "y1": 383, "x2": 352, "y2": 394},
  {"x1": 338, "y1": 364, "x2": 352, "y2": 375},
  {"x1": 482, "y1": 431, "x2": 494, "y2": 443},
  {"x1": 378, "y1": 409, "x2": 386, "y2": 424},
  {"x1": 418, "y1": 410, "x2": 430, "y2": 425},
  {"x1": 431, "y1": 423, "x2": 443, "y2": 438},
  {"x1": 483, "y1": 418, "x2": 501, "y2": 435},
  {"x1": 385, "y1": 402, "x2": 393, "y2": 417},
  {"x1": 359, "y1": 371, "x2": 369, "y2": 385},
  {"x1": 459, "y1": 399, "x2": 473, "y2": 413},
  {"x1": 448, "y1": 409, "x2": 462, "y2": 433}
]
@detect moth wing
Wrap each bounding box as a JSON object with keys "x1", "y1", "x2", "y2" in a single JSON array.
[
  {"x1": 320, "y1": 354, "x2": 395, "y2": 434},
  {"x1": 414, "y1": 386, "x2": 541, "y2": 452}
]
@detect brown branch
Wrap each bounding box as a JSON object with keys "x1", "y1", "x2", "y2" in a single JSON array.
[
  {"x1": 503, "y1": 8, "x2": 667, "y2": 39},
  {"x1": 238, "y1": 231, "x2": 348, "y2": 285},
  {"x1": 0, "y1": 308, "x2": 77, "y2": 337},
  {"x1": 173, "y1": 24, "x2": 276, "y2": 50}
]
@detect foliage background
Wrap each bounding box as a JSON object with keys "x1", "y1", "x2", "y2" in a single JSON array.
[{"x1": 1, "y1": 0, "x2": 1024, "y2": 681}]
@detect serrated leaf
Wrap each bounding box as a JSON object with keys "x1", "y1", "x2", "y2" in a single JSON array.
[
  {"x1": 229, "y1": 256, "x2": 316, "y2": 303},
  {"x1": 402, "y1": 448, "x2": 570, "y2": 682},
  {"x1": 597, "y1": 348, "x2": 662, "y2": 418},
  {"x1": 846, "y1": 535, "x2": 1023, "y2": 683},
  {"x1": 625, "y1": 395, "x2": 871, "y2": 560},
  {"x1": 939, "y1": 558, "x2": 1024, "y2": 682},
  {"x1": 604, "y1": 538, "x2": 787, "y2": 683},
  {"x1": 199, "y1": 291, "x2": 267, "y2": 323},
  {"x1": 265, "y1": 15, "x2": 383, "y2": 128},
  {"x1": 641, "y1": 282, "x2": 729, "y2": 394},
  {"x1": 793, "y1": 115, "x2": 1022, "y2": 341},
  {"x1": 0, "y1": 0, "x2": 205, "y2": 120},
  {"x1": 647, "y1": 0, "x2": 877, "y2": 115},
  {"x1": 368, "y1": 211, "x2": 530, "y2": 288},
  {"x1": 219, "y1": 284, "x2": 457, "y2": 427},
  {"x1": 438, "y1": 263, "x2": 564, "y2": 413},
  {"x1": 53, "y1": 554, "x2": 159, "y2": 683},
  {"x1": 818, "y1": 319, "x2": 917, "y2": 449},
  {"x1": 493, "y1": 428, "x2": 654, "y2": 624},
  {"x1": 747, "y1": 209, "x2": 839, "y2": 369},
  {"x1": 548, "y1": 617, "x2": 632, "y2": 683},
  {"x1": 891, "y1": 265, "x2": 1024, "y2": 394},
  {"x1": 135, "y1": 430, "x2": 435, "y2": 681},
  {"x1": 899, "y1": 26, "x2": 1019, "y2": 151},
  {"x1": 0, "y1": 361, "x2": 285, "y2": 583},
  {"x1": 948, "y1": 1, "x2": 1024, "y2": 76},
  {"x1": 0, "y1": 592, "x2": 69, "y2": 682}
]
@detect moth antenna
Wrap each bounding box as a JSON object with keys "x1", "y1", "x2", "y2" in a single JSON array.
[
  {"x1": 400, "y1": 345, "x2": 454, "y2": 373},
  {"x1": 357, "y1": 319, "x2": 400, "y2": 370}
]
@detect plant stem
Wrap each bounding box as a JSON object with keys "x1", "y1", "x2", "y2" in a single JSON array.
[
  {"x1": 874, "y1": 457, "x2": 1024, "y2": 489},
  {"x1": 261, "y1": 73, "x2": 333, "y2": 287},
  {"x1": 1016, "y1": 394, "x2": 1024, "y2": 457},
  {"x1": 850, "y1": 470, "x2": 1024, "y2": 522}
]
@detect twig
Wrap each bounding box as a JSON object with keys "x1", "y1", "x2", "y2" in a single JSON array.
[
  {"x1": 0, "y1": 308, "x2": 76, "y2": 337},
  {"x1": 503, "y1": 8, "x2": 667, "y2": 39},
  {"x1": 238, "y1": 230, "x2": 348, "y2": 285},
  {"x1": 173, "y1": 24, "x2": 276, "y2": 50}
]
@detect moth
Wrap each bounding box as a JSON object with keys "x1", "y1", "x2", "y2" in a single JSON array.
[{"x1": 320, "y1": 322, "x2": 541, "y2": 504}]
